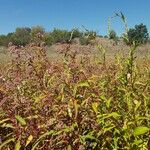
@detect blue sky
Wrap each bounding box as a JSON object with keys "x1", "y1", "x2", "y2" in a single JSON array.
[{"x1": 0, "y1": 0, "x2": 149, "y2": 35}]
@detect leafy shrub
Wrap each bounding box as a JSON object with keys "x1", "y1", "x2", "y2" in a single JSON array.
[
  {"x1": 109, "y1": 30, "x2": 117, "y2": 40},
  {"x1": 43, "y1": 32, "x2": 53, "y2": 46},
  {"x1": 108, "y1": 30, "x2": 119, "y2": 45},
  {"x1": 0, "y1": 28, "x2": 31, "y2": 47},
  {"x1": 79, "y1": 31, "x2": 96, "y2": 45},
  {"x1": 49, "y1": 28, "x2": 71, "y2": 44},
  {"x1": 0, "y1": 35, "x2": 8, "y2": 46},
  {"x1": 79, "y1": 36, "x2": 91, "y2": 45},
  {"x1": 44, "y1": 29, "x2": 83, "y2": 45}
]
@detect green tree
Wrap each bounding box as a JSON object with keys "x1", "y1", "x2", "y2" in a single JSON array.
[
  {"x1": 108, "y1": 30, "x2": 119, "y2": 45},
  {"x1": 0, "y1": 33, "x2": 15, "y2": 46},
  {"x1": 50, "y1": 28, "x2": 71, "y2": 44},
  {"x1": 0, "y1": 35, "x2": 8, "y2": 46},
  {"x1": 109, "y1": 30, "x2": 117, "y2": 40},
  {"x1": 125, "y1": 23, "x2": 149, "y2": 45},
  {"x1": 11, "y1": 27, "x2": 31, "y2": 46}
]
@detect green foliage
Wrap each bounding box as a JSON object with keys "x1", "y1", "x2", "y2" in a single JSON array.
[
  {"x1": 15, "y1": 115, "x2": 26, "y2": 126},
  {"x1": 125, "y1": 23, "x2": 149, "y2": 45},
  {"x1": 109, "y1": 30, "x2": 117, "y2": 40},
  {"x1": 0, "y1": 33, "x2": 14, "y2": 46},
  {"x1": 50, "y1": 28, "x2": 71, "y2": 44},
  {"x1": 0, "y1": 35, "x2": 8, "y2": 46},
  {"x1": 43, "y1": 32, "x2": 53, "y2": 46},
  {"x1": 134, "y1": 126, "x2": 150, "y2": 136},
  {"x1": 79, "y1": 31, "x2": 96, "y2": 45},
  {"x1": 0, "y1": 28, "x2": 85, "y2": 46},
  {"x1": 44, "y1": 28, "x2": 83, "y2": 45},
  {"x1": 109, "y1": 30, "x2": 119, "y2": 44},
  {"x1": 79, "y1": 36, "x2": 91, "y2": 45},
  {"x1": 11, "y1": 27, "x2": 31, "y2": 46}
]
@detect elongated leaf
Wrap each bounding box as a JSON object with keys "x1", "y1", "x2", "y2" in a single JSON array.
[
  {"x1": 97, "y1": 112, "x2": 120, "y2": 119},
  {"x1": 109, "y1": 112, "x2": 121, "y2": 119},
  {"x1": 134, "y1": 100, "x2": 141, "y2": 112},
  {"x1": 26, "y1": 135, "x2": 33, "y2": 147},
  {"x1": 34, "y1": 94, "x2": 47, "y2": 103},
  {"x1": 1, "y1": 123, "x2": 14, "y2": 128},
  {"x1": 67, "y1": 145, "x2": 72, "y2": 150},
  {"x1": 103, "y1": 125, "x2": 115, "y2": 133},
  {"x1": 133, "y1": 139, "x2": 143, "y2": 145},
  {"x1": 106, "y1": 97, "x2": 112, "y2": 108},
  {"x1": 92, "y1": 102, "x2": 98, "y2": 114},
  {"x1": 134, "y1": 126, "x2": 150, "y2": 136},
  {"x1": 15, "y1": 115, "x2": 26, "y2": 126},
  {"x1": 78, "y1": 81, "x2": 89, "y2": 87},
  {"x1": 15, "y1": 140, "x2": 21, "y2": 150},
  {"x1": 67, "y1": 107, "x2": 72, "y2": 118},
  {"x1": 74, "y1": 100, "x2": 78, "y2": 119}
]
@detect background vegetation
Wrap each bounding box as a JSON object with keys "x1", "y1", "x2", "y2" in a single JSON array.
[{"x1": 0, "y1": 23, "x2": 149, "y2": 47}]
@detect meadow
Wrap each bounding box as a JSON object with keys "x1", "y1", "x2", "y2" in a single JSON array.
[
  {"x1": 0, "y1": 35, "x2": 150, "y2": 149},
  {"x1": 0, "y1": 38, "x2": 150, "y2": 150}
]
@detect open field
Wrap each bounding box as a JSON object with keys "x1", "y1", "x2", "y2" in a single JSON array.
[
  {"x1": 0, "y1": 38, "x2": 150, "y2": 149},
  {"x1": 1, "y1": 37, "x2": 150, "y2": 61}
]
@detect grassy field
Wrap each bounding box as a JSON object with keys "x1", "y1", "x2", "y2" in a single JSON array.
[
  {"x1": 0, "y1": 38, "x2": 150, "y2": 149},
  {"x1": 1, "y1": 37, "x2": 150, "y2": 61}
]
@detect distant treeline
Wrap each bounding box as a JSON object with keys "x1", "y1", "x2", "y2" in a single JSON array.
[
  {"x1": 0, "y1": 23, "x2": 149, "y2": 47},
  {"x1": 0, "y1": 26, "x2": 99, "y2": 46}
]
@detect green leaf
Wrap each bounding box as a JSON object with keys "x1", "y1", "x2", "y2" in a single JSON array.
[
  {"x1": 33, "y1": 94, "x2": 47, "y2": 103},
  {"x1": 134, "y1": 100, "x2": 141, "y2": 112},
  {"x1": 133, "y1": 139, "x2": 143, "y2": 145},
  {"x1": 92, "y1": 102, "x2": 98, "y2": 114},
  {"x1": 67, "y1": 145, "x2": 72, "y2": 150},
  {"x1": 103, "y1": 125, "x2": 115, "y2": 133},
  {"x1": 67, "y1": 107, "x2": 72, "y2": 118},
  {"x1": 15, "y1": 140, "x2": 21, "y2": 150},
  {"x1": 1, "y1": 123, "x2": 14, "y2": 128},
  {"x1": 134, "y1": 126, "x2": 150, "y2": 136},
  {"x1": 97, "y1": 112, "x2": 120, "y2": 119},
  {"x1": 109, "y1": 112, "x2": 121, "y2": 119},
  {"x1": 78, "y1": 81, "x2": 89, "y2": 87},
  {"x1": 26, "y1": 135, "x2": 33, "y2": 147},
  {"x1": 15, "y1": 115, "x2": 26, "y2": 126},
  {"x1": 106, "y1": 97, "x2": 112, "y2": 108}
]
